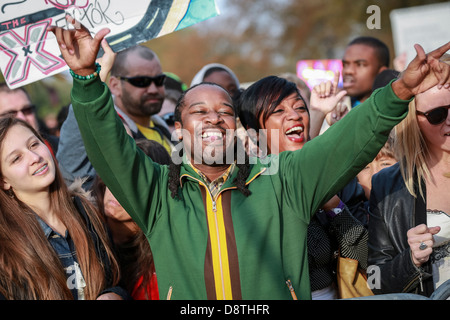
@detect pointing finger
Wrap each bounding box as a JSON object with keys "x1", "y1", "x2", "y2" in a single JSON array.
[{"x1": 332, "y1": 71, "x2": 340, "y2": 94}]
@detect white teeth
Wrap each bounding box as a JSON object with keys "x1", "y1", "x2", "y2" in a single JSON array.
[
  {"x1": 201, "y1": 131, "x2": 222, "y2": 138},
  {"x1": 33, "y1": 164, "x2": 47, "y2": 175},
  {"x1": 286, "y1": 126, "x2": 303, "y2": 135}
]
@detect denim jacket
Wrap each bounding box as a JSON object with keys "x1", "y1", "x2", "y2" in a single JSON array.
[
  {"x1": 37, "y1": 215, "x2": 86, "y2": 299},
  {"x1": 33, "y1": 196, "x2": 130, "y2": 300}
]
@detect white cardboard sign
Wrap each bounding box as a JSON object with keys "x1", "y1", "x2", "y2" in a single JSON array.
[
  {"x1": 390, "y1": 2, "x2": 450, "y2": 67},
  {"x1": 0, "y1": 0, "x2": 219, "y2": 88}
]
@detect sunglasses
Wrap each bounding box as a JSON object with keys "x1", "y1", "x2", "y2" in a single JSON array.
[
  {"x1": 162, "y1": 112, "x2": 175, "y2": 125},
  {"x1": 0, "y1": 105, "x2": 35, "y2": 118},
  {"x1": 416, "y1": 105, "x2": 450, "y2": 125},
  {"x1": 118, "y1": 74, "x2": 166, "y2": 88}
]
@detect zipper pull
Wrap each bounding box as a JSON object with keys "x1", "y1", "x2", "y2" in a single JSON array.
[
  {"x1": 285, "y1": 279, "x2": 298, "y2": 300},
  {"x1": 166, "y1": 286, "x2": 173, "y2": 300},
  {"x1": 212, "y1": 200, "x2": 217, "y2": 212},
  {"x1": 419, "y1": 273, "x2": 424, "y2": 292}
]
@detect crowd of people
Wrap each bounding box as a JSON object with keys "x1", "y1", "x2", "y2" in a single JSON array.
[{"x1": 0, "y1": 15, "x2": 449, "y2": 300}]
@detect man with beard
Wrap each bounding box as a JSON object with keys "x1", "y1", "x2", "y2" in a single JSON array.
[{"x1": 109, "y1": 46, "x2": 172, "y2": 152}]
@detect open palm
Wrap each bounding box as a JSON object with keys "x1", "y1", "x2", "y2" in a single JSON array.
[{"x1": 48, "y1": 16, "x2": 110, "y2": 76}]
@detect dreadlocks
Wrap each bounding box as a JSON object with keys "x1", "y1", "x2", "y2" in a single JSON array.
[{"x1": 168, "y1": 140, "x2": 251, "y2": 199}]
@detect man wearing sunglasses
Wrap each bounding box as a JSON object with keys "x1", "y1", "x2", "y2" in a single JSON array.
[
  {"x1": 108, "y1": 45, "x2": 173, "y2": 153},
  {"x1": 0, "y1": 84, "x2": 59, "y2": 157}
]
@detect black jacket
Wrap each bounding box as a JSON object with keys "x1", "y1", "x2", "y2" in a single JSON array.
[{"x1": 368, "y1": 163, "x2": 434, "y2": 297}]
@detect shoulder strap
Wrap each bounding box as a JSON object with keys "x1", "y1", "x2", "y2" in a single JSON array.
[{"x1": 152, "y1": 122, "x2": 172, "y2": 140}]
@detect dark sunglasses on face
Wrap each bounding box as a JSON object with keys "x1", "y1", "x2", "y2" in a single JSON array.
[
  {"x1": 416, "y1": 105, "x2": 450, "y2": 125},
  {"x1": 118, "y1": 74, "x2": 166, "y2": 88},
  {"x1": 0, "y1": 105, "x2": 35, "y2": 118}
]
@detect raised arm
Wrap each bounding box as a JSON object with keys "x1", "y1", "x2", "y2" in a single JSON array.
[
  {"x1": 55, "y1": 36, "x2": 116, "y2": 190},
  {"x1": 283, "y1": 41, "x2": 450, "y2": 218},
  {"x1": 49, "y1": 17, "x2": 163, "y2": 234}
]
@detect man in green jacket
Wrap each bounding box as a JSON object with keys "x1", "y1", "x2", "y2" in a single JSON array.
[{"x1": 49, "y1": 18, "x2": 450, "y2": 300}]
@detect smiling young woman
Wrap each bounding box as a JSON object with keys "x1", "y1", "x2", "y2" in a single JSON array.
[{"x1": 0, "y1": 117, "x2": 125, "y2": 300}]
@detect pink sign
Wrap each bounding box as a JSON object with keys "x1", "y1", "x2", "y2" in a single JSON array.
[{"x1": 296, "y1": 59, "x2": 343, "y2": 90}]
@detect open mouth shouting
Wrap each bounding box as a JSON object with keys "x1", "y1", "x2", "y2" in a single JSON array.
[
  {"x1": 285, "y1": 125, "x2": 305, "y2": 143},
  {"x1": 201, "y1": 130, "x2": 224, "y2": 143},
  {"x1": 343, "y1": 76, "x2": 355, "y2": 89},
  {"x1": 200, "y1": 127, "x2": 229, "y2": 147}
]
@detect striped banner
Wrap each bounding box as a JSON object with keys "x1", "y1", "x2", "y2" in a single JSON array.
[{"x1": 0, "y1": 0, "x2": 219, "y2": 88}]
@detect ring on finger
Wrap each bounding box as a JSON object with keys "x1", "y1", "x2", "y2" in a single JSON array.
[{"x1": 419, "y1": 241, "x2": 428, "y2": 250}]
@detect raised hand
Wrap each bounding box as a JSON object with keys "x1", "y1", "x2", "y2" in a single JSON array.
[
  {"x1": 47, "y1": 15, "x2": 110, "y2": 76},
  {"x1": 309, "y1": 71, "x2": 348, "y2": 138},
  {"x1": 310, "y1": 71, "x2": 348, "y2": 116},
  {"x1": 393, "y1": 41, "x2": 450, "y2": 100}
]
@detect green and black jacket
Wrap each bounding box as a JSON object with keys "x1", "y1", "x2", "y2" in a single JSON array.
[{"x1": 71, "y1": 77, "x2": 409, "y2": 300}]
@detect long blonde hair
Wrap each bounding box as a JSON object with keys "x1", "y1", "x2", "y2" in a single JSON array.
[
  {"x1": 0, "y1": 118, "x2": 119, "y2": 299},
  {"x1": 394, "y1": 54, "x2": 450, "y2": 198}
]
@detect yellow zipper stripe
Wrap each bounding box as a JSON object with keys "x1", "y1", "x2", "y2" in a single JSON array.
[
  {"x1": 206, "y1": 194, "x2": 233, "y2": 300},
  {"x1": 215, "y1": 196, "x2": 233, "y2": 299},
  {"x1": 179, "y1": 167, "x2": 267, "y2": 300}
]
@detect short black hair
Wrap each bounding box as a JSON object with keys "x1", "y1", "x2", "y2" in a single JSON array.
[
  {"x1": 173, "y1": 82, "x2": 231, "y2": 124},
  {"x1": 348, "y1": 36, "x2": 390, "y2": 68},
  {"x1": 236, "y1": 76, "x2": 304, "y2": 131}
]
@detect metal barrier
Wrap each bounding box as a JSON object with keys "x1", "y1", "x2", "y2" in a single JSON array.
[{"x1": 346, "y1": 279, "x2": 450, "y2": 300}]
